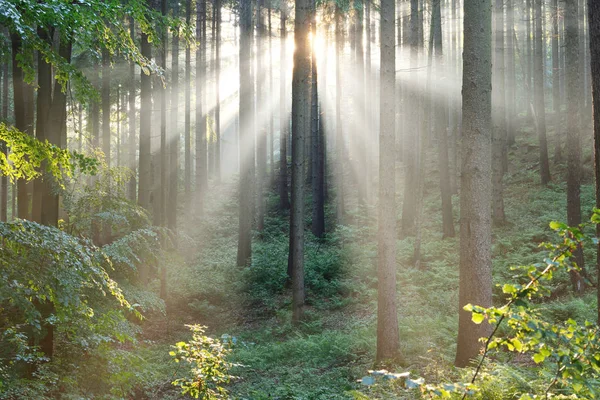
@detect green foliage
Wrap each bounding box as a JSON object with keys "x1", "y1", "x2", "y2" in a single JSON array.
[
  {"x1": 170, "y1": 325, "x2": 237, "y2": 399},
  {"x1": 0, "y1": 122, "x2": 97, "y2": 185}
]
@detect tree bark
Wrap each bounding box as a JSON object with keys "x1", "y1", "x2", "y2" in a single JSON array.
[
  {"x1": 311, "y1": 3, "x2": 324, "y2": 239},
  {"x1": 335, "y1": 5, "x2": 344, "y2": 225},
  {"x1": 196, "y1": 0, "x2": 208, "y2": 211},
  {"x1": 168, "y1": 0, "x2": 180, "y2": 234},
  {"x1": 566, "y1": 0, "x2": 584, "y2": 293},
  {"x1": 455, "y1": 0, "x2": 493, "y2": 368},
  {"x1": 128, "y1": 18, "x2": 137, "y2": 202},
  {"x1": 184, "y1": 0, "x2": 191, "y2": 203},
  {"x1": 376, "y1": 0, "x2": 400, "y2": 363},
  {"x1": 237, "y1": 0, "x2": 254, "y2": 267},
  {"x1": 589, "y1": 0, "x2": 600, "y2": 325},
  {"x1": 138, "y1": 31, "x2": 152, "y2": 210},
  {"x1": 290, "y1": 0, "x2": 311, "y2": 323},
  {"x1": 534, "y1": 0, "x2": 551, "y2": 185},
  {"x1": 279, "y1": 5, "x2": 290, "y2": 210},
  {"x1": 492, "y1": 0, "x2": 506, "y2": 225}
]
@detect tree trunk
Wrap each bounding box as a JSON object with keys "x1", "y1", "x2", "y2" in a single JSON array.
[
  {"x1": 1, "y1": 56, "x2": 8, "y2": 222},
  {"x1": 311, "y1": 5, "x2": 324, "y2": 239},
  {"x1": 376, "y1": 0, "x2": 400, "y2": 363},
  {"x1": 552, "y1": 0, "x2": 562, "y2": 163},
  {"x1": 256, "y1": 0, "x2": 266, "y2": 233},
  {"x1": 214, "y1": 0, "x2": 222, "y2": 182},
  {"x1": 11, "y1": 34, "x2": 34, "y2": 221},
  {"x1": 566, "y1": 0, "x2": 584, "y2": 293},
  {"x1": 138, "y1": 31, "x2": 152, "y2": 210},
  {"x1": 159, "y1": 0, "x2": 168, "y2": 300},
  {"x1": 589, "y1": 0, "x2": 600, "y2": 325},
  {"x1": 534, "y1": 0, "x2": 551, "y2": 185},
  {"x1": 184, "y1": 0, "x2": 191, "y2": 204},
  {"x1": 492, "y1": 0, "x2": 506, "y2": 225},
  {"x1": 279, "y1": 6, "x2": 290, "y2": 210},
  {"x1": 168, "y1": 0, "x2": 180, "y2": 235},
  {"x1": 290, "y1": 0, "x2": 310, "y2": 324},
  {"x1": 128, "y1": 18, "x2": 137, "y2": 202},
  {"x1": 237, "y1": 0, "x2": 254, "y2": 267},
  {"x1": 335, "y1": 5, "x2": 344, "y2": 225},
  {"x1": 455, "y1": 0, "x2": 493, "y2": 368},
  {"x1": 196, "y1": 0, "x2": 208, "y2": 211}
]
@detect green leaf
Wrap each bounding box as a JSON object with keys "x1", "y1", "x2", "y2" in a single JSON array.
[{"x1": 471, "y1": 313, "x2": 485, "y2": 324}]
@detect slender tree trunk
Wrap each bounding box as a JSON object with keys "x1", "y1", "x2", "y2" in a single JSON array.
[
  {"x1": 492, "y1": 0, "x2": 506, "y2": 225},
  {"x1": 566, "y1": 0, "x2": 584, "y2": 293},
  {"x1": 102, "y1": 48, "x2": 111, "y2": 169},
  {"x1": 1, "y1": 56, "x2": 8, "y2": 222},
  {"x1": 290, "y1": 0, "x2": 311, "y2": 324},
  {"x1": 455, "y1": 0, "x2": 493, "y2": 368},
  {"x1": 311, "y1": 4, "x2": 324, "y2": 239},
  {"x1": 279, "y1": 6, "x2": 290, "y2": 210},
  {"x1": 506, "y1": 0, "x2": 516, "y2": 146},
  {"x1": 168, "y1": 0, "x2": 180, "y2": 235},
  {"x1": 256, "y1": 0, "x2": 266, "y2": 233},
  {"x1": 159, "y1": 0, "x2": 168, "y2": 300},
  {"x1": 196, "y1": 0, "x2": 208, "y2": 211},
  {"x1": 128, "y1": 18, "x2": 137, "y2": 202},
  {"x1": 534, "y1": 0, "x2": 551, "y2": 185},
  {"x1": 138, "y1": 31, "x2": 152, "y2": 210},
  {"x1": 526, "y1": 0, "x2": 533, "y2": 121},
  {"x1": 237, "y1": 0, "x2": 254, "y2": 266},
  {"x1": 553, "y1": 0, "x2": 563, "y2": 163},
  {"x1": 365, "y1": 0, "x2": 372, "y2": 205},
  {"x1": 11, "y1": 34, "x2": 34, "y2": 221},
  {"x1": 589, "y1": 0, "x2": 600, "y2": 324},
  {"x1": 268, "y1": 5, "x2": 275, "y2": 188},
  {"x1": 214, "y1": 0, "x2": 221, "y2": 182},
  {"x1": 184, "y1": 0, "x2": 192, "y2": 203},
  {"x1": 376, "y1": 0, "x2": 400, "y2": 363},
  {"x1": 335, "y1": 5, "x2": 344, "y2": 225}
]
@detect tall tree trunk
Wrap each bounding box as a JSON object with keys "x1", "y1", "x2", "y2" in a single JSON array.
[
  {"x1": 128, "y1": 18, "x2": 137, "y2": 202},
  {"x1": 566, "y1": 0, "x2": 584, "y2": 293},
  {"x1": 256, "y1": 0, "x2": 266, "y2": 233},
  {"x1": 401, "y1": 0, "x2": 420, "y2": 236},
  {"x1": 455, "y1": 0, "x2": 493, "y2": 368},
  {"x1": 526, "y1": 0, "x2": 533, "y2": 121},
  {"x1": 506, "y1": 0, "x2": 516, "y2": 146},
  {"x1": 168, "y1": 0, "x2": 180, "y2": 234},
  {"x1": 433, "y1": 0, "x2": 455, "y2": 239},
  {"x1": 196, "y1": 0, "x2": 208, "y2": 211},
  {"x1": 11, "y1": 34, "x2": 34, "y2": 221},
  {"x1": 311, "y1": 3, "x2": 324, "y2": 239},
  {"x1": 492, "y1": 0, "x2": 506, "y2": 225},
  {"x1": 376, "y1": 0, "x2": 400, "y2": 363},
  {"x1": 335, "y1": 5, "x2": 344, "y2": 225},
  {"x1": 237, "y1": 0, "x2": 254, "y2": 266},
  {"x1": 214, "y1": 0, "x2": 221, "y2": 182},
  {"x1": 279, "y1": 5, "x2": 290, "y2": 210},
  {"x1": 268, "y1": 5, "x2": 274, "y2": 188},
  {"x1": 102, "y1": 48, "x2": 111, "y2": 169},
  {"x1": 184, "y1": 0, "x2": 192, "y2": 203},
  {"x1": 589, "y1": 0, "x2": 600, "y2": 325},
  {"x1": 290, "y1": 0, "x2": 311, "y2": 324},
  {"x1": 365, "y1": 0, "x2": 372, "y2": 205},
  {"x1": 1, "y1": 55, "x2": 8, "y2": 222},
  {"x1": 159, "y1": 0, "x2": 168, "y2": 300},
  {"x1": 138, "y1": 31, "x2": 152, "y2": 210},
  {"x1": 534, "y1": 0, "x2": 551, "y2": 185},
  {"x1": 552, "y1": 0, "x2": 563, "y2": 163}
]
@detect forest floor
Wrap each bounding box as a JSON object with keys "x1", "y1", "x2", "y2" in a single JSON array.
[{"x1": 134, "y1": 125, "x2": 599, "y2": 399}]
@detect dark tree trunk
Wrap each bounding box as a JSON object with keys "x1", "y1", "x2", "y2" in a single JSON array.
[
  {"x1": 552, "y1": 0, "x2": 563, "y2": 163},
  {"x1": 289, "y1": 0, "x2": 311, "y2": 324},
  {"x1": 184, "y1": 0, "x2": 192, "y2": 203},
  {"x1": 455, "y1": 0, "x2": 493, "y2": 368},
  {"x1": 589, "y1": 0, "x2": 600, "y2": 324},
  {"x1": 256, "y1": 0, "x2": 266, "y2": 233},
  {"x1": 506, "y1": 0, "x2": 516, "y2": 146},
  {"x1": 237, "y1": 0, "x2": 254, "y2": 267},
  {"x1": 214, "y1": 0, "x2": 221, "y2": 182},
  {"x1": 566, "y1": 0, "x2": 584, "y2": 293},
  {"x1": 11, "y1": 34, "x2": 33, "y2": 221},
  {"x1": 1, "y1": 55, "x2": 8, "y2": 222}
]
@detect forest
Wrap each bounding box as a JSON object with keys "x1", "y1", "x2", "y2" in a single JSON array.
[{"x1": 1, "y1": 0, "x2": 600, "y2": 398}]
